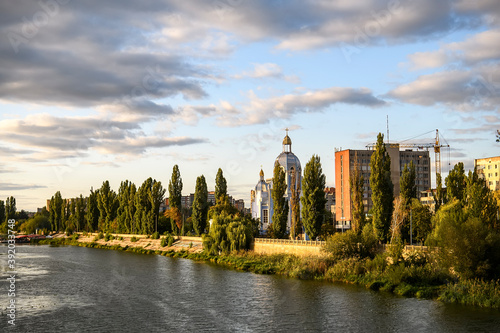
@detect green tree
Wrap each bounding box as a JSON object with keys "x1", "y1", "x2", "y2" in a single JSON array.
[
  {"x1": 117, "y1": 180, "x2": 136, "y2": 233},
  {"x1": 349, "y1": 152, "x2": 365, "y2": 233},
  {"x1": 74, "y1": 195, "x2": 86, "y2": 232},
  {"x1": 192, "y1": 175, "x2": 209, "y2": 235},
  {"x1": 409, "y1": 198, "x2": 432, "y2": 244},
  {"x1": 465, "y1": 169, "x2": 497, "y2": 230},
  {"x1": 445, "y1": 162, "x2": 467, "y2": 202},
  {"x1": 49, "y1": 191, "x2": 64, "y2": 231},
  {"x1": 301, "y1": 155, "x2": 327, "y2": 240},
  {"x1": 5, "y1": 196, "x2": 16, "y2": 221},
  {"x1": 97, "y1": 180, "x2": 118, "y2": 232},
  {"x1": 149, "y1": 180, "x2": 166, "y2": 234},
  {"x1": 86, "y1": 188, "x2": 99, "y2": 232},
  {"x1": 434, "y1": 173, "x2": 446, "y2": 211},
  {"x1": 0, "y1": 200, "x2": 5, "y2": 224},
  {"x1": 400, "y1": 161, "x2": 416, "y2": 205},
  {"x1": 202, "y1": 212, "x2": 253, "y2": 255},
  {"x1": 271, "y1": 161, "x2": 288, "y2": 239},
  {"x1": 370, "y1": 133, "x2": 394, "y2": 242},
  {"x1": 215, "y1": 168, "x2": 227, "y2": 205},
  {"x1": 169, "y1": 165, "x2": 183, "y2": 210},
  {"x1": 427, "y1": 199, "x2": 500, "y2": 280}
]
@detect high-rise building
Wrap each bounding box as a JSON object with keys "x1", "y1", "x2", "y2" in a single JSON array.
[
  {"x1": 475, "y1": 156, "x2": 500, "y2": 191},
  {"x1": 335, "y1": 144, "x2": 431, "y2": 230}
]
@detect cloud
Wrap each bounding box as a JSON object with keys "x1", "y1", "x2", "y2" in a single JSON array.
[
  {"x1": 386, "y1": 64, "x2": 500, "y2": 110},
  {"x1": 0, "y1": 182, "x2": 47, "y2": 191},
  {"x1": 215, "y1": 86, "x2": 386, "y2": 126},
  {"x1": 0, "y1": 113, "x2": 208, "y2": 158},
  {"x1": 407, "y1": 29, "x2": 500, "y2": 70},
  {"x1": 232, "y1": 63, "x2": 299, "y2": 83}
]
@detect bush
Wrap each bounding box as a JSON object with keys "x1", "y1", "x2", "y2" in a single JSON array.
[
  {"x1": 161, "y1": 237, "x2": 167, "y2": 247},
  {"x1": 65, "y1": 228, "x2": 73, "y2": 237},
  {"x1": 104, "y1": 233, "x2": 115, "y2": 242},
  {"x1": 130, "y1": 236, "x2": 138, "y2": 242},
  {"x1": 97, "y1": 231, "x2": 104, "y2": 240},
  {"x1": 167, "y1": 234, "x2": 174, "y2": 247},
  {"x1": 152, "y1": 231, "x2": 160, "y2": 240}
]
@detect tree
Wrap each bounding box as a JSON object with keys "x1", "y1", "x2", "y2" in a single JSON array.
[
  {"x1": 465, "y1": 169, "x2": 497, "y2": 230},
  {"x1": 192, "y1": 175, "x2": 209, "y2": 235},
  {"x1": 301, "y1": 155, "x2": 327, "y2": 240},
  {"x1": 86, "y1": 188, "x2": 99, "y2": 232},
  {"x1": 74, "y1": 195, "x2": 86, "y2": 232},
  {"x1": 349, "y1": 152, "x2": 365, "y2": 233},
  {"x1": 434, "y1": 173, "x2": 446, "y2": 211},
  {"x1": 0, "y1": 200, "x2": 5, "y2": 225},
  {"x1": 370, "y1": 133, "x2": 394, "y2": 242},
  {"x1": 5, "y1": 196, "x2": 16, "y2": 221},
  {"x1": 117, "y1": 180, "x2": 136, "y2": 233},
  {"x1": 97, "y1": 180, "x2": 118, "y2": 232},
  {"x1": 202, "y1": 212, "x2": 253, "y2": 255},
  {"x1": 410, "y1": 198, "x2": 432, "y2": 244},
  {"x1": 149, "y1": 180, "x2": 166, "y2": 233},
  {"x1": 390, "y1": 196, "x2": 408, "y2": 244},
  {"x1": 215, "y1": 168, "x2": 227, "y2": 205},
  {"x1": 49, "y1": 191, "x2": 64, "y2": 231},
  {"x1": 290, "y1": 166, "x2": 301, "y2": 239},
  {"x1": 271, "y1": 161, "x2": 288, "y2": 239},
  {"x1": 427, "y1": 199, "x2": 500, "y2": 280},
  {"x1": 400, "y1": 161, "x2": 416, "y2": 205},
  {"x1": 446, "y1": 162, "x2": 467, "y2": 202},
  {"x1": 169, "y1": 165, "x2": 183, "y2": 210}
]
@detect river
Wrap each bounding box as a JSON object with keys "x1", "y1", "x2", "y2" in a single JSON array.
[{"x1": 1, "y1": 245, "x2": 499, "y2": 332}]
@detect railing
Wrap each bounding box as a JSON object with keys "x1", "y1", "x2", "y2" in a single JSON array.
[{"x1": 254, "y1": 238, "x2": 326, "y2": 246}]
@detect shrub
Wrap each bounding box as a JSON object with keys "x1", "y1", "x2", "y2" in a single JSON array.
[
  {"x1": 104, "y1": 233, "x2": 115, "y2": 242},
  {"x1": 130, "y1": 236, "x2": 138, "y2": 242},
  {"x1": 97, "y1": 231, "x2": 104, "y2": 240},
  {"x1": 167, "y1": 234, "x2": 174, "y2": 247},
  {"x1": 65, "y1": 228, "x2": 73, "y2": 236},
  {"x1": 152, "y1": 231, "x2": 160, "y2": 240},
  {"x1": 161, "y1": 237, "x2": 167, "y2": 247}
]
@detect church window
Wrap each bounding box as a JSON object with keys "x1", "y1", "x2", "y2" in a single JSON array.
[{"x1": 263, "y1": 209, "x2": 269, "y2": 224}]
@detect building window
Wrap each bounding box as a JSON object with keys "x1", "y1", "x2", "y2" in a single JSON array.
[{"x1": 263, "y1": 209, "x2": 269, "y2": 224}]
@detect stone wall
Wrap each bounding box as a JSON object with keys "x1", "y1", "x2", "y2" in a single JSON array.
[{"x1": 251, "y1": 238, "x2": 326, "y2": 257}]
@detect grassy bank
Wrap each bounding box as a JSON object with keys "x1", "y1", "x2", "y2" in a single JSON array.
[{"x1": 32, "y1": 237, "x2": 500, "y2": 309}]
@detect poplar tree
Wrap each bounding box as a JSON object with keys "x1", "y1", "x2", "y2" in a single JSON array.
[
  {"x1": 117, "y1": 180, "x2": 136, "y2": 233},
  {"x1": 434, "y1": 173, "x2": 446, "y2": 211},
  {"x1": 271, "y1": 161, "x2": 288, "y2": 239},
  {"x1": 349, "y1": 152, "x2": 365, "y2": 233},
  {"x1": 5, "y1": 196, "x2": 16, "y2": 222},
  {"x1": 370, "y1": 133, "x2": 394, "y2": 242},
  {"x1": 446, "y1": 162, "x2": 467, "y2": 202},
  {"x1": 86, "y1": 189, "x2": 99, "y2": 232},
  {"x1": 169, "y1": 165, "x2": 183, "y2": 209},
  {"x1": 168, "y1": 165, "x2": 183, "y2": 234},
  {"x1": 149, "y1": 180, "x2": 166, "y2": 234},
  {"x1": 301, "y1": 155, "x2": 327, "y2": 240},
  {"x1": 215, "y1": 168, "x2": 227, "y2": 204},
  {"x1": 97, "y1": 180, "x2": 119, "y2": 232},
  {"x1": 49, "y1": 191, "x2": 64, "y2": 231},
  {"x1": 0, "y1": 200, "x2": 5, "y2": 225},
  {"x1": 400, "y1": 161, "x2": 416, "y2": 205},
  {"x1": 192, "y1": 175, "x2": 208, "y2": 235}
]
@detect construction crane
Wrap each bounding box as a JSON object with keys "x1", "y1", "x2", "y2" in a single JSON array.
[
  {"x1": 367, "y1": 129, "x2": 450, "y2": 185},
  {"x1": 397, "y1": 129, "x2": 450, "y2": 179}
]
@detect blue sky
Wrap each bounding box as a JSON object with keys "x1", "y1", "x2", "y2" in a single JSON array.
[{"x1": 1, "y1": 0, "x2": 499, "y2": 210}]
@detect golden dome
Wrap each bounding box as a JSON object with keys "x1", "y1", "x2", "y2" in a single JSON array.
[
  {"x1": 259, "y1": 168, "x2": 264, "y2": 177},
  {"x1": 282, "y1": 135, "x2": 292, "y2": 146}
]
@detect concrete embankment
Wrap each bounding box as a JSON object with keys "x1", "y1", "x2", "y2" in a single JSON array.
[{"x1": 65, "y1": 233, "x2": 204, "y2": 253}]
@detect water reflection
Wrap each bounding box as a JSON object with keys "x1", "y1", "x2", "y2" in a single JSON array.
[{"x1": 1, "y1": 245, "x2": 499, "y2": 332}]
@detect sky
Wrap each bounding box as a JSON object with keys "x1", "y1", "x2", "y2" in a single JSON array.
[{"x1": 1, "y1": 0, "x2": 500, "y2": 211}]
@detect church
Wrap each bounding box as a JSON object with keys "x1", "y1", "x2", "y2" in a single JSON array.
[{"x1": 251, "y1": 130, "x2": 302, "y2": 234}]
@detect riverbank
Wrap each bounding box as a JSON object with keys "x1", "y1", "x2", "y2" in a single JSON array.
[{"x1": 34, "y1": 234, "x2": 500, "y2": 309}]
